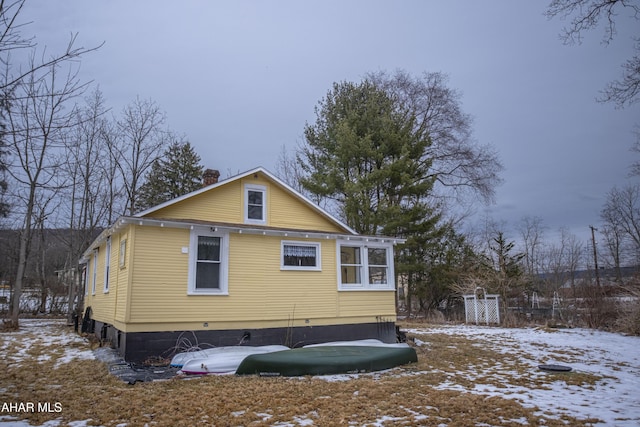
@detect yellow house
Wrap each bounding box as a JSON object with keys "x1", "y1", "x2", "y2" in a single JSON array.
[{"x1": 80, "y1": 167, "x2": 403, "y2": 362}]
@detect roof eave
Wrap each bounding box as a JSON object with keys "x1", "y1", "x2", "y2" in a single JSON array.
[{"x1": 121, "y1": 216, "x2": 404, "y2": 243}]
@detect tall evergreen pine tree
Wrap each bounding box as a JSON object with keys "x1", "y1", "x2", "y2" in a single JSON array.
[
  {"x1": 136, "y1": 141, "x2": 204, "y2": 212},
  {"x1": 300, "y1": 80, "x2": 455, "y2": 315}
]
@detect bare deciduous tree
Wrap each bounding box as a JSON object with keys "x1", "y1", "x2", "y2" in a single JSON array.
[
  {"x1": 518, "y1": 215, "x2": 546, "y2": 277},
  {"x1": 546, "y1": 0, "x2": 640, "y2": 107},
  {"x1": 1, "y1": 0, "x2": 100, "y2": 327},
  {"x1": 108, "y1": 96, "x2": 168, "y2": 216},
  {"x1": 4, "y1": 57, "x2": 87, "y2": 327},
  {"x1": 60, "y1": 87, "x2": 115, "y2": 322},
  {"x1": 540, "y1": 227, "x2": 584, "y2": 299},
  {"x1": 275, "y1": 144, "x2": 305, "y2": 194},
  {"x1": 601, "y1": 184, "x2": 640, "y2": 250},
  {"x1": 367, "y1": 70, "x2": 504, "y2": 205},
  {"x1": 600, "y1": 223, "x2": 625, "y2": 281},
  {"x1": 100, "y1": 118, "x2": 125, "y2": 224},
  {"x1": 0, "y1": 0, "x2": 101, "y2": 93},
  {"x1": 601, "y1": 184, "x2": 640, "y2": 274}
]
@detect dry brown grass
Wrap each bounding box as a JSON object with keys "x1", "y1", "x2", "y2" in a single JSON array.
[{"x1": 0, "y1": 321, "x2": 603, "y2": 426}]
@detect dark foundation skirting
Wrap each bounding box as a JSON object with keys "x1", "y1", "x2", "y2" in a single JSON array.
[{"x1": 93, "y1": 321, "x2": 398, "y2": 363}]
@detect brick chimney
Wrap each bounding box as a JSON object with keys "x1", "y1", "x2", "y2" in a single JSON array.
[{"x1": 203, "y1": 169, "x2": 220, "y2": 186}]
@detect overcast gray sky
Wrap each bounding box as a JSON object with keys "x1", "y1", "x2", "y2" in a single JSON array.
[{"x1": 21, "y1": 1, "x2": 640, "y2": 245}]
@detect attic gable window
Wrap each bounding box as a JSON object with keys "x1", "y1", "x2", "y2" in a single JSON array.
[{"x1": 244, "y1": 184, "x2": 266, "y2": 225}]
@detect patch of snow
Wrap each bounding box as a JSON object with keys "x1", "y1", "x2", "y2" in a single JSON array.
[
  {"x1": 412, "y1": 338, "x2": 427, "y2": 346},
  {"x1": 0, "y1": 416, "x2": 62, "y2": 426},
  {"x1": 364, "y1": 415, "x2": 406, "y2": 426},
  {"x1": 53, "y1": 347, "x2": 94, "y2": 369},
  {"x1": 255, "y1": 412, "x2": 273, "y2": 422},
  {"x1": 1, "y1": 319, "x2": 95, "y2": 369},
  {"x1": 408, "y1": 324, "x2": 640, "y2": 426},
  {"x1": 66, "y1": 421, "x2": 94, "y2": 427}
]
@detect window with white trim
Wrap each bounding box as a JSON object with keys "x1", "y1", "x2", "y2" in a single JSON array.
[
  {"x1": 281, "y1": 241, "x2": 321, "y2": 270},
  {"x1": 244, "y1": 184, "x2": 266, "y2": 225},
  {"x1": 367, "y1": 247, "x2": 389, "y2": 285},
  {"x1": 104, "y1": 236, "x2": 111, "y2": 293},
  {"x1": 337, "y1": 242, "x2": 394, "y2": 290},
  {"x1": 83, "y1": 265, "x2": 88, "y2": 296},
  {"x1": 119, "y1": 238, "x2": 127, "y2": 268},
  {"x1": 91, "y1": 249, "x2": 98, "y2": 295},
  {"x1": 340, "y1": 245, "x2": 362, "y2": 284},
  {"x1": 187, "y1": 228, "x2": 229, "y2": 295}
]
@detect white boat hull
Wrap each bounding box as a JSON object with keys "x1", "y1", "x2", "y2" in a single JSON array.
[{"x1": 173, "y1": 345, "x2": 289, "y2": 375}]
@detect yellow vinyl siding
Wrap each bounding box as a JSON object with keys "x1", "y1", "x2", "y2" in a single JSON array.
[
  {"x1": 114, "y1": 230, "x2": 131, "y2": 323},
  {"x1": 146, "y1": 179, "x2": 242, "y2": 223},
  {"x1": 257, "y1": 178, "x2": 342, "y2": 232},
  {"x1": 87, "y1": 233, "x2": 121, "y2": 325},
  {"x1": 225, "y1": 234, "x2": 338, "y2": 321},
  {"x1": 86, "y1": 228, "x2": 396, "y2": 332},
  {"x1": 144, "y1": 172, "x2": 346, "y2": 233},
  {"x1": 128, "y1": 226, "x2": 190, "y2": 322},
  {"x1": 126, "y1": 228, "x2": 343, "y2": 324},
  {"x1": 243, "y1": 175, "x2": 345, "y2": 232},
  {"x1": 337, "y1": 291, "x2": 397, "y2": 319}
]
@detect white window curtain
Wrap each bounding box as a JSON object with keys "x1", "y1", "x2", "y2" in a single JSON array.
[{"x1": 284, "y1": 245, "x2": 316, "y2": 257}]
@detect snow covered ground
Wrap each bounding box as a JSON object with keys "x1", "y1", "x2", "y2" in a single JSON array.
[
  {"x1": 405, "y1": 324, "x2": 640, "y2": 426},
  {"x1": 1, "y1": 320, "x2": 639, "y2": 426}
]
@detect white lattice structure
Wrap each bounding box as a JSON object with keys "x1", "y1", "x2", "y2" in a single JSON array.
[{"x1": 463, "y1": 287, "x2": 500, "y2": 325}]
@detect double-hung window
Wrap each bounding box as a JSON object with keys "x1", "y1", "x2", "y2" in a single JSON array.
[
  {"x1": 245, "y1": 184, "x2": 266, "y2": 225},
  {"x1": 83, "y1": 265, "x2": 88, "y2": 296},
  {"x1": 188, "y1": 227, "x2": 229, "y2": 295},
  {"x1": 367, "y1": 248, "x2": 389, "y2": 285},
  {"x1": 340, "y1": 245, "x2": 362, "y2": 284},
  {"x1": 337, "y1": 242, "x2": 394, "y2": 290},
  {"x1": 104, "y1": 236, "x2": 111, "y2": 293},
  {"x1": 91, "y1": 249, "x2": 98, "y2": 295},
  {"x1": 119, "y1": 238, "x2": 127, "y2": 269},
  {"x1": 281, "y1": 241, "x2": 321, "y2": 270}
]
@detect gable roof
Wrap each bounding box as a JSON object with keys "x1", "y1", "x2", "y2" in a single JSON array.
[
  {"x1": 134, "y1": 166, "x2": 358, "y2": 235},
  {"x1": 79, "y1": 167, "x2": 407, "y2": 262}
]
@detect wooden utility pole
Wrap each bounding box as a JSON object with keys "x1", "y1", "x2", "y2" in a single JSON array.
[{"x1": 589, "y1": 225, "x2": 601, "y2": 288}]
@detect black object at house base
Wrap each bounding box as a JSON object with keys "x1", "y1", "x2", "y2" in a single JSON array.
[
  {"x1": 538, "y1": 364, "x2": 572, "y2": 372},
  {"x1": 93, "y1": 320, "x2": 398, "y2": 363},
  {"x1": 94, "y1": 347, "x2": 179, "y2": 384}
]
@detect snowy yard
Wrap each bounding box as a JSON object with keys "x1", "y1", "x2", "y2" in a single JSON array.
[
  {"x1": 0, "y1": 319, "x2": 638, "y2": 426},
  {"x1": 407, "y1": 324, "x2": 640, "y2": 426}
]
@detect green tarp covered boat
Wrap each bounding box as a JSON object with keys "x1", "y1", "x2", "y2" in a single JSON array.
[{"x1": 235, "y1": 345, "x2": 417, "y2": 377}]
